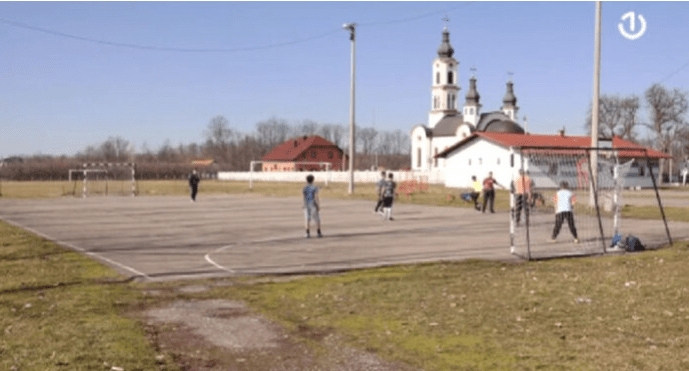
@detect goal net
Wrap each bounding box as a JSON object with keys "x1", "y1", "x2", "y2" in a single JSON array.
[
  {"x1": 77, "y1": 163, "x2": 137, "y2": 197},
  {"x1": 509, "y1": 147, "x2": 668, "y2": 260}
]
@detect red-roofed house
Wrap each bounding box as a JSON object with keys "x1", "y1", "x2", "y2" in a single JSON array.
[
  {"x1": 435, "y1": 132, "x2": 670, "y2": 189},
  {"x1": 261, "y1": 136, "x2": 345, "y2": 172}
]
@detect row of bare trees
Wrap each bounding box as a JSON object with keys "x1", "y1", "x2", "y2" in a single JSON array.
[
  {"x1": 39, "y1": 116, "x2": 411, "y2": 173},
  {"x1": 585, "y1": 83, "x2": 689, "y2": 182}
]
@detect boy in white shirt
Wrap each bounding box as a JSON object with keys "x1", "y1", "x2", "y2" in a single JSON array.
[{"x1": 550, "y1": 181, "x2": 579, "y2": 243}]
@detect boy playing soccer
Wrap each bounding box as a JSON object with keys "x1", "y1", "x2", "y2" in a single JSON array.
[
  {"x1": 550, "y1": 181, "x2": 579, "y2": 243},
  {"x1": 303, "y1": 174, "x2": 322, "y2": 238},
  {"x1": 381, "y1": 173, "x2": 397, "y2": 221},
  {"x1": 374, "y1": 171, "x2": 386, "y2": 215}
]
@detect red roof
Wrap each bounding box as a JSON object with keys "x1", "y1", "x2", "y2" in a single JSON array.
[
  {"x1": 262, "y1": 136, "x2": 341, "y2": 161},
  {"x1": 436, "y1": 132, "x2": 670, "y2": 159}
]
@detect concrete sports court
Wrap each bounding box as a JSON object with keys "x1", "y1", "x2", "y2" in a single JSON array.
[{"x1": 1, "y1": 194, "x2": 687, "y2": 282}]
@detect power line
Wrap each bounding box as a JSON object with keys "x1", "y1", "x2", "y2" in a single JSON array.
[
  {"x1": 358, "y1": 2, "x2": 475, "y2": 27},
  {"x1": 0, "y1": 18, "x2": 341, "y2": 53},
  {"x1": 660, "y1": 59, "x2": 689, "y2": 83},
  {"x1": 0, "y1": 2, "x2": 475, "y2": 54}
]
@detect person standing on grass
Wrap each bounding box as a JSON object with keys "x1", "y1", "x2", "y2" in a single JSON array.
[
  {"x1": 511, "y1": 169, "x2": 533, "y2": 225},
  {"x1": 550, "y1": 181, "x2": 579, "y2": 243},
  {"x1": 189, "y1": 169, "x2": 200, "y2": 202},
  {"x1": 481, "y1": 171, "x2": 504, "y2": 213},
  {"x1": 303, "y1": 174, "x2": 322, "y2": 238},
  {"x1": 374, "y1": 171, "x2": 387, "y2": 215},
  {"x1": 381, "y1": 173, "x2": 397, "y2": 221},
  {"x1": 470, "y1": 176, "x2": 482, "y2": 211}
]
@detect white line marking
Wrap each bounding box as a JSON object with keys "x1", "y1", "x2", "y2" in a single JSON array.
[{"x1": 0, "y1": 215, "x2": 150, "y2": 280}]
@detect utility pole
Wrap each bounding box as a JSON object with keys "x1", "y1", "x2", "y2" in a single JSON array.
[
  {"x1": 343, "y1": 23, "x2": 357, "y2": 194},
  {"x1": 591, "y1": 1, "x2": 602, "y2": 204}
]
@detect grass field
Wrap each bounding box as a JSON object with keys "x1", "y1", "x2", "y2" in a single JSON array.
[{"x1": 2, "y1": 180, "x2": 689, "y2": 370}]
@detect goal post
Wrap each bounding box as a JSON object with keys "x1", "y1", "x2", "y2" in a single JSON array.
[
  {"x1": 509, "y1": 146, "x2": 671, "y2": 260},
  {"x1": 80, "y1": 162, "x2": 137, "y2": 197},
  {"x1": 248, "y1": 161, "x2": 332, "y2": 189}
]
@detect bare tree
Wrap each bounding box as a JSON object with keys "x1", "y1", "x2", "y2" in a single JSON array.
[
  {"x1": 585, "y1": 94, "x2": 640, "y2": 141},
  {"x1": 204, "y1": 115, "x2": 234, "y2": 163},
  {"x1": 645, "y1": 83, "x2": 689, "y2": 182},
  {"x1": 256, "y1": 117, "x2": 290, "y2": 149},
  {"x1": 294, "y1": 119, "x2": 320, "y2": 137},
  {"x1": 331, "y1": 124, "x2": 346, "y2": 148},
  {"x1": 357, "y1": 127, "x2": 378, "y2": 155}
]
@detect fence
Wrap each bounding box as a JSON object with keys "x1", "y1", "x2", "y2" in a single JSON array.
[{"x1": 218, "y1": 170, "x2": 445, "y2": 185}]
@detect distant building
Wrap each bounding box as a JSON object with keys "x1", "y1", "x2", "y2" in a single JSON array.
[
  {"x1": 412, "y1": 27, "x2": 525, "y2": 173},
  {"x1": 411, "y1": 27, "x2": 669, "y2": 189},
  {"x1": 435, "y1": 132, "x2": 671, "y2": 189},
  {"x1": 261, "y1": 136, "x2": 345, "y2": 172},
  {"x1": 0, "y1": 156, "x2": 23, "y2": 167}
]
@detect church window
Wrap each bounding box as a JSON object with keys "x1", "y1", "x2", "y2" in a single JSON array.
[
  {"x1": 417, "y1": 136, "x2": 421, "y2": 142},
  {"x1": 470, "y1": 107, "x2": 474, "y2": 115},
  {"x1": 479, "y1": 158, "x2": 483, "y2": 165},
  {"x1": 447, "y1": 95, "x2": 450, "y2": 110},
  {"x1": 434, "y1": 148, "x2": 438, "y2": 167},
  {"x1": 468, "y1": 159, "x2": 472, "y2": 166},
  {"x1": 497, "y1": 158, "x2": 501, "y2": 165},
  {"x1": 436, "y1": 72, "x2": 440, "y2": 85},
  {"x1": 417, "y1": 148, "x2": 422, "y2": 168},
  {"x1": 448, "y1": 71, "x2": 454, "y2": 84}
]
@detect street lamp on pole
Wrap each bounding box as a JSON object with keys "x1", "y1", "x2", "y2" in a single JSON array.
[{"x1": 343, "y1": 22, "x2": 356, "y2": 194}]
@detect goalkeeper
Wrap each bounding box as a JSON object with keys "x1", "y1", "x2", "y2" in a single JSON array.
[{"x1": 550, "y1": 181, "x2": 579, "y2": 243}]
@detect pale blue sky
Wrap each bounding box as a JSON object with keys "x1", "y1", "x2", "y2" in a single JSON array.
[{"x1": 1, "y1": 1, "x2": 688, "y2": 157}]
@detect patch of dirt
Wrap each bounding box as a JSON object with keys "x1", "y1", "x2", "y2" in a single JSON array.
[{"x1": 144, "y1": 299, "x2": 420, "y2": 371}]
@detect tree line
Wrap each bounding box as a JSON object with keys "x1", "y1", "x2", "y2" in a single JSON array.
[
  {"x1": 1, "y1": 117, "x2": 412, "y2": 180},
  {"x1": 585, "y1": 83, "x2": 689, "y2": 182}
]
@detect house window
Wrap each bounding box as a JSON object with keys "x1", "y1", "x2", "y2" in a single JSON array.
[
  {"x1": 417, "y1": 148, "x2": 422, "y2": 168},
  {"x1": 328, "y1": 151, "x2": 333, "y2": 159},
  {"x1": 311, "y1": 151, "x2": 316, "y2": 158}
]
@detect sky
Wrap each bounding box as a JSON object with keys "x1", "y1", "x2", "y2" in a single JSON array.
[{"x1": 2, "y1": 1, "x2": 689, "y2": 158}]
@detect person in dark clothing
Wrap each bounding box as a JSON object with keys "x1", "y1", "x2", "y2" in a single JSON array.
[
  {"x1": 374, "y1": 171, "x2": 387, "y2": 215},
  {"x1": 189, "y1": 169, "x2": 200, "y2": 202},
  {"x1": 381, "y1": 173, "x2": 397, "y2": 221}
]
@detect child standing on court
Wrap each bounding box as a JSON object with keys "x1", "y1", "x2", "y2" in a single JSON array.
[
  {"x1": 550, "y1": 181, "x2": 579, "y2": 243},
  {"x1": 381, "y1": 173, "x2": 396, "y2": 221},
  {"x1": 303, "y1": 174, "x2": 322, "y2": 238},
  {"x1": 374, "y1": 171, "x2": 386, "y2": 215}
]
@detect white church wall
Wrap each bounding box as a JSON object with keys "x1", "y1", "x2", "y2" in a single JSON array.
[
  {"x1": 411, "y1": 127, "x2": 430, "y2": 171},
  {"x1": 443, "y1": 140, "x2": 514, "y2": 189}
]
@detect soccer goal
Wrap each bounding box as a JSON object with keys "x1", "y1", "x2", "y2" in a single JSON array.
[
  {"x1": 509, "y1": 146, "x2": 671, "y2": 260},
  {"x1": 248, "y1": 161, "x2": 332, "y2": 189},
  {"x1": 75, "y1": 162, "x2": 137, "y2": 197}
]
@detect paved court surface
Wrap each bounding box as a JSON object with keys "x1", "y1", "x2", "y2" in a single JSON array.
[{"x1": 1, "y1": 195, "x2": 687, "y2": 282}]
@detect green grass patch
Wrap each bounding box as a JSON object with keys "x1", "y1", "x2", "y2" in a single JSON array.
[
  {"x1": 0, "y1": 220, "x2": 177, "y2": 371},
  {"x1": 211, "y1": 243, "x2": 689, "y2": 370}
]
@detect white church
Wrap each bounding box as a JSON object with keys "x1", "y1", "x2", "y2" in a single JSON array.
[{"x1": 410, "y1": 27, "x2": 669, "y2": 189}]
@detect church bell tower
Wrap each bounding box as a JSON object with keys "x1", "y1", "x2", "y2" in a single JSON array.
[{"x1": 429, "y1": 27, "x2": 460, "y2": 128}]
